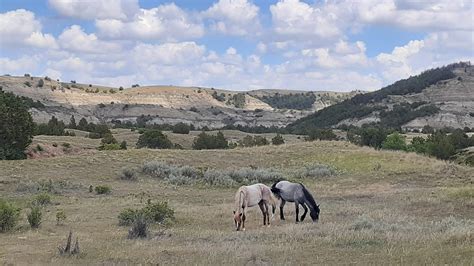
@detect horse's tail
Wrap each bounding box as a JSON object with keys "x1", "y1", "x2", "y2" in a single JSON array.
[
  {"x1": 269, "y1": 192, "x2": 277, "y2": 220},
  {"x1": 271, "y1": 181, "x2": 281, "y2": 198},
  {"x1": 239, "y1": 190, "x2": 245, "y2": 213},
  {"x1": 300, "y1": 183, "x2": 319, "y2": 216}
]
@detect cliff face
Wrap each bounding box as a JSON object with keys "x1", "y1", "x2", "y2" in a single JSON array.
[{"x1": 0, "y1": 76, "x2": 352, "y2": 127}]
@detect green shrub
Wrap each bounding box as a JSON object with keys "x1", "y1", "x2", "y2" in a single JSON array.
[
  {"x1": 36, "y1": 144, "x2": 44, "y2": 152},
  {"x1": 99, "y1": 143, "x2": 121, "y2": 150},
  {"x1": 120, "y1": 141, "x2": 127, "y2": 150},
  {"x1": 120, "y1": 167, "x2": 137, "y2": 181},
  {"x1": 172, "y1": 123, "x2": 190, "y2": 134},
  {"x1": 0, "y1": 199, "x2": 20, "y2": 232},
  {"x1": 118, "y1": 201, "x2": 174, "y2": 227},
  {"x1": 128, "y1": 215, "x2": 148, "y2": 239},
  {"x1": 272, "y1": 134, "x2": 285, "y2": 145},
  {"x1": 381, "y1": 132, "x2": 407, "y2": 151},
  {"x1": 56, "y1": 210, "x2": 66, "y2": 225},
  {"x1": 61, "y1": 142, "x2": 71, "y2": 148},
  {"x1": 136, "y1": 130, "x2": 173, "y2": 149},
  {"x1": 306, "y1": 129, "x2": 338, "y2": 141},
  {"x1": 192, "y1": 131, "x2": 228, "y2": 150},
  {"x1": 95, "y1": 185, "x2": 111, "y2": 195},
  {"x1": 34, "y1": 192, "x2": 52, "y2": 206},
  {"x1": 27, "y1": 206, "x2": 42, "y2": 228}
]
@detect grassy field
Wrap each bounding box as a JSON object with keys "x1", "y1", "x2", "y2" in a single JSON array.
[{"x1": 0, "y1": 138, "x2": 473, "y2": 265}]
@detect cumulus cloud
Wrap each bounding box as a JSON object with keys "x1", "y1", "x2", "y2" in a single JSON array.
[
  {"x1": 48, "y1": 0, "x2": 139, "y2": 20},
  {"x1": 0, "y1": 9, "x2": 57, "y2": 49},
  {"x1": 203, "y1": 0, "x2": 260, "y2": 36},
  {"x1": 58, "y1": 25, "x2": 121, "y2": 54},
  {"x1": 0, "y1": 56, "x2": 39, "y2": 75},
  {"x1": 132, "y1": 42, "x2": 205, "y2": 65},
  {"x1": 96, "y1": 3, "x2": 204, "y2": 41}
]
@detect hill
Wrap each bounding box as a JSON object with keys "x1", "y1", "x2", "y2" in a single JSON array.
[
  {"x1": 0, "y1": 76, "x2": 356, "y2": 128},
  {"x1": 288, "y1": 62, "x2": 474, "y2": 133}
]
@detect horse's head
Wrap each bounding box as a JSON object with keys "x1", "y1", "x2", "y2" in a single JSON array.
[
  {"x1": 233, "y1": 211, "x2": 243, "y2": 231},
  {"x1": 310, "y1": 204, "x2": 320, "y2": 222}
]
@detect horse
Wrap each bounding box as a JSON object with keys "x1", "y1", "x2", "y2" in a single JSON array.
[
  {"x1": 233, "y1": 183, "x2": 277, "y2": 231},
  {"x1": 271, "y1": 180, "x2": 320, "y2": 223}
]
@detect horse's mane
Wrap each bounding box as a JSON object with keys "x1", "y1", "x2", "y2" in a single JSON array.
[
  {"x1": 270, "y1": 181, "x2": 282, "y2": 197},
  {"x1": 299, "y1": 183, "x2": 319, "y2": 212}
]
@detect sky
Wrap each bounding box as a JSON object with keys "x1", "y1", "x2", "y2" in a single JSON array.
[{"x1": 0, "y1": 0, "x2": 473, "y2": 92}]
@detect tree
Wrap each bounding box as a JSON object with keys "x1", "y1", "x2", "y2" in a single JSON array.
[
  {"x1": 172, "y1": 123, "x2": 190, "y2": 134},
  {"x1": 78, "y1": 118, "x2": 88, "y2": 131},
  {"x1": 120, "y1": 141, "x2": 127, "y2": 150},
  {"x1": 306, "y1": 129, "x2": 338, "y2": 141},
  {"x1": 192, "y1": 131, "x2": 229, "y2": 150},
  {"x1": 136, "y1": 130, "x2": 173, "y2": 149},
  {"x1": 68, "y1": 115, "x2": 77, "y2": 129},
  {"x1": 37, "y1": 79, "x2": 44, "y2": 88},
  {"x1": 0, "y1": 90, "x2": 34, "y2": 160},
  {"x1": 272, "y1": 134, "x2": 285, "y2": 145},
  {"x1": 381, "y1": 132, "x2": 407, "y2": 150}
]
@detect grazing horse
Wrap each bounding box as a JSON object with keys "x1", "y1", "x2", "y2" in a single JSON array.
[
  {"x1": 271, "y1": 180, "x2": 320, "y2": 223},
  {"x1": 233, "y1": 183, "x2": 277, "y2": 231}
]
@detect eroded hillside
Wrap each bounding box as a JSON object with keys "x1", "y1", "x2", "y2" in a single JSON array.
[{"x1": 0, "y1": 76, "x2": 355, "y2": 128}]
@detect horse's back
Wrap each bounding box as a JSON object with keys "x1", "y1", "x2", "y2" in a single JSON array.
[
  {"x1": 275, "y1": 181, "x2": 304, "y2": 201},
  {"x1": 244, "y1": 183, "x2": 271, "y2": 207}
]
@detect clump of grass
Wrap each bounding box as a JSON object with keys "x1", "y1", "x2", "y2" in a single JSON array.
[
  {"x1": 119, "y1": 167, "x2": 137, "y2": 181},
  {"x1": 202, "y1": 169, "x2": 237, "y2": 187},
  {"x1": 56, "y1": 210, "x2": 66, "y2": 225},
  {"x1": 95, "y1": 185, "x2": 111, "y2": 195},
  {"x1": 288, "y1": 164, "x2": 336, "y2": 179},
  {"x1": 16, "y1": 179, "x2": 82, "y2": 195},
  {"x1": 0, "y1": 199, "x2": 20, "y2": 233},
  {"x1": 34, "y1": 192, "x2": 52, "y2": 206},
  {"x1": 119, "y1": 201, "x2": 175, "y2": 238},
  {"x1": 27, "y1": 206, "x2": 42, "y2": 229}
]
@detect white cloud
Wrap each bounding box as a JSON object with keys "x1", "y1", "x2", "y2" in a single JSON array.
[
  {"x1": 0, "y1": 56, "x2": 39, "y2": 75},
  {"x1": 203, "y1": 0, "x2": 260, "y2": 36},
  {"x1": 48, "y1": 0, "x2": 139, "y2": 20},
  {"x1": 270, "y1": 0, "x2": 344, "y2": 41},
  {"x1": 133, "y1": 42, "x2": 205, "y2": 65},
  {"x1": 58, "y1": 25, "x2": 121, "y2": 54},
  {"x1": 96, "y1": 4, "x2": 204, "y2": 41},
  {"x1": 0, "y1": 9, "x2": 57, "y2": 49}
]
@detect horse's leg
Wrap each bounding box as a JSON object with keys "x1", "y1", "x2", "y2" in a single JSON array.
[
  {"x1": 242, "y1": 208, "x2": 246, "y2": 231},
  {"x1": 300, "y1": 202, "x2": 308, "y2": 222},
  {"x1": 280, "y1": 200, "x2": 286, "y2": 220},
  {"x1": 295, "y1": 202, "x2": 300, "y2": 223},
  {"x1": 264, "y1": 203, "x2": 270, "y2": 226},
  {"x1": 258, "y1": 202, "x2": 266, "y2": 226}
]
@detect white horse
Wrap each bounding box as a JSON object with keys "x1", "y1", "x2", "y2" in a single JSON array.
[
  {"x1": 271, "y1": 180, "x2": 320, "y2": 223},
  {"x1": 233, "y1": 183, "x2": 277, "y2": 231}
]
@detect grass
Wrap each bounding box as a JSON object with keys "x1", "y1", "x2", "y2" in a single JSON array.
[{"x1": 0, "y1": 140, "x2": 472, "y2": 264}]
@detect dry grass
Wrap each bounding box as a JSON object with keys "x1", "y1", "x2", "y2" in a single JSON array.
[{"x1": 0, "y1": 140, "x2": 473, "y2": 265}]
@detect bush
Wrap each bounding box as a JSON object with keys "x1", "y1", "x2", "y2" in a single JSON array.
[
  {"x1": 272, "y1": 134, "x2": 285, "y2": 145},
  {"x1": 172, "y1": 123, "x2": 190, "y2": 134},
  {"x1": 192, "y1": 131, "x2": 228, "y2": 150},
  {"x1": 37, "y1": 79, "x2": 44, "y2": 88},
  {"x1": 128, "y1": 215, "x2": 148, "y2": 239},
  {"x1": 189, "y1": 106, "x2": 198, "y2": 112},
  {"x1": 120, "y1": 141, "x2": 127, "y2": 150},
  {"x1": 56, "y1": 210, "x2": 66, "y2": 225},
  {"x1": 142, "y1": 161, "x2": 200, "y2": 184},
  {"x1": 34, "y1": 192, "x2": 52, "y2": 206},
  {"x1": 0, "y1": 199, "x2": 20, "y2": 232},
  {"x1": 27, "y1": 206, "x2": 42, "y2": 228},
  {"x1": 119, "y1": 201, "x2": 174, "y2": 227},
  {"x1": 306, "y1": 129, "x2": 338, "y2": 141},
  {"x1": 120, "y1": 167, "x2": 137, "y2": 181},
  {"x1": 381, "y1": 132, "x2": 407, "y2": 151},
  {"x1": 95, "y1": 185, "x2": 111, "y2": 195},
  {"x1": 136, "y1": 130, "x2": 173, "y2": 149},
  {"x1": 290, "y1": 164, "x2": 335, "y2": 179}
]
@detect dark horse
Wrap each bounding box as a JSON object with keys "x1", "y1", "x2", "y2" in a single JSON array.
[{"x1": 271, "y1": 180, "x2": 320, "y2": 223}]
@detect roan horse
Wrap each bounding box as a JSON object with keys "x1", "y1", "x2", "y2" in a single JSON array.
[
  {"x1": 271, "y1": 180, "x2": 320, "y2": 223},
  {"x1": 233, "y1": 183, "x2": 277, "y2": 231}
]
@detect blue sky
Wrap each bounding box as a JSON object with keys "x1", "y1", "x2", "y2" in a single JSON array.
[{"x1": 0, "y1": 0, "x2": 472, "y2": 91}]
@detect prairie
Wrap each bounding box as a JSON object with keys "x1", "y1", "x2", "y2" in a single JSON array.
[{"x1": 0, "y1": 137, "x2": 473, "y2": 265}]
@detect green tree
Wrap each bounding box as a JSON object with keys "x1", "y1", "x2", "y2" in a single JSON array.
[
  {"x1": 136, "y1": 130, "x2": 173, "y2": 149},
  {"x1": 172, "y1": 122, "x2": 190, "y2": 134},
  {"x1": 78, "y1": 118, "x2": 88, "y2": 131},
  {"x1": 68, "y1": 115, "x2": 77, "y2": 129},
  {"x1": 272, "y1": 134, "x2": 285, "y2": 145},
  {"x1": 192, "y1": 131, "x2": 229, "y2": 150},
  {"x1": 381, "y1": 132, "x2": 407, "y2": 150},
  {"x1": 409, "y1": 136, "x2": 427, "y2": 153},
  {"x1": 0, "y1": 90, "x2": 34, "y2": 159}
]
